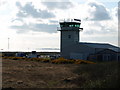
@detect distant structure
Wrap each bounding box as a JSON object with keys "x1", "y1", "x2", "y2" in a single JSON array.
[
  {"x1": 27, "y1": 51, "x2": 38, "y2": 58},
  {"x1": 58, "y1": 19, "x2": 120, "y2": 61}
]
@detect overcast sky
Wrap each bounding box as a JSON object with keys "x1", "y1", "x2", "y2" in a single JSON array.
[{"x1": 0, "y1": 0, "x2": 119, "y2": 51}]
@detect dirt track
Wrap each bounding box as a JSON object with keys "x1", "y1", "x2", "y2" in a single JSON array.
[{"x1": 2, "y1": 59, "x2": 79, "y2": 88}]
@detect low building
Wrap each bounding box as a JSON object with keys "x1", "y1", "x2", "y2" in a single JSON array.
[
  {"x1": 16, "y1": 52, "x2": 26, "y2": 57},
  {"x1": 27, "y1": 51, "x2": 38, "y2": 58},
  {"x1": 61, "y1": 42, "x2": 120, "y2": 61},
  {"x1": 88, "y1": 49, "x2": 120, "y2": 61}
]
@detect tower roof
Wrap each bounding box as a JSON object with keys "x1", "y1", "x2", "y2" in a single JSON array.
[{"x1": 60, "y1": 21, "x2": 80, "y2": 24}]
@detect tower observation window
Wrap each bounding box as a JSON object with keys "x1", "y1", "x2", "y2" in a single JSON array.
[
  {"x1": 60, "y1": 25, "x2": 64, "y2": 27},
  {"x1": 69, "y1": 25, "x2": 74, "y2": 27},
  {"x1": 60, "y1": 23, "x2": 80, "y2": 27},
  {"x1": 69, "y1": 24, "x2": 80, "y2": 27},
  {"x1": 75, "y1": 24, "x2": 80, "y2": 27}
]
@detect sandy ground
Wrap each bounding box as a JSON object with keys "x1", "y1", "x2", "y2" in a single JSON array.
[{"x1": 2, "y1": 59, "x2": 79, "y2": 88}]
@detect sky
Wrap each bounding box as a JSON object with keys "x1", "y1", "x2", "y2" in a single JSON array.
[{"x1": 0, "y1": 0, "x2": 119, "y2": 52}]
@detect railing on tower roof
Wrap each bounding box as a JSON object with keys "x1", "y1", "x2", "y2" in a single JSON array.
[{"x1": 59, "y1": 18, "x2": 81, "y2": 23}]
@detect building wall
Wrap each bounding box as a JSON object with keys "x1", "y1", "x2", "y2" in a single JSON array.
[
  {"x1": 95, "y1": 49, "x2": 118, "y2": 61},
  {"x1": 95, "y1": 48, "x2": 106, "y2": 53},
  {"x1": 117, "y1": 53, "x2": 120, "y2": 61},
  {"x1": 60, "y1": 30, "x2": 80, "y2": 59},
  {"x1": 61, "y1": 43, "x2": 95, "y2": 60},
  {"x1": 61, "y1": 30, "x2": 79, "y2": 50}
]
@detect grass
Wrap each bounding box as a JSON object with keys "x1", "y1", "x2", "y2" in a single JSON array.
[{"x1": 72, "y1": 61, "x2": 119, "y2": 88}]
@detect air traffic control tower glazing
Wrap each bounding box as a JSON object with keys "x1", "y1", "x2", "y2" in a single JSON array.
[{"x1": 58, "y1": 19, "x2": 83, "y2": 58}]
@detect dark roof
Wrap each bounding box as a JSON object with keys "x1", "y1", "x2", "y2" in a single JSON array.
[{"x1": 79, "y1": 42, "x2": 120, "y2": 52}]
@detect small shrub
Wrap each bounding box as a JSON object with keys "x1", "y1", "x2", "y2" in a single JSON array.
[
  {"x1": 3, "y1": 56, "x2": 96, "y2": 65},
  {"x1": 12, "y1": 57, "x2": 18, "y2": 60},
  {"x1": 3, "y1": 57, "x2": 13, "y2": 59},
  {"x1": 41, "y1": 59, "x2": 50, "y2": 63},
  {"x1": 2, "y1": 56, "x2": 8, "y2": 59},
  {"x1": 75, "y1": 60, "x2": 96, "y2": 64},
  {"x1": 25, "y1": 57, "x2": 50, "y2": 63},
  {"x1": 29, "y1": 58, "x2": 39, "y2": 61},
  {"x1": 51, "y1": 57, "x2": 75, "y2": 64},
  {"x1": 3, "y1": 56, "x2": 25, "y2": 60},
  {"x1": 12, "y1": 57, "x2": 25, "y2": 60}
]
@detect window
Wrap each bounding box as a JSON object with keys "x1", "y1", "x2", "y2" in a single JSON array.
[
  {"x1": 60, "y1": 25, "x2": 63, "y2": 27},
  {"x1": 71, "y1": 25, "x2": 74, "y2": 27},
  {"x1": 77, "y1": 25, "x2": 80, "y2": 27},
  {"x1": 68, "y1": 35, "x2": 71, "y2": 39},
  {"x1": 103, "y1": 54, "x2": 111, "y2": 61},
  {"x1": 69, "y1": 24, "x2": 74, "y2": 27},
  {"x1": 75, "y1": 24, "x2": 80, "y2": 27},
  {"x1": 60, "y1": 23, "x2": 80, "y2": 27}
]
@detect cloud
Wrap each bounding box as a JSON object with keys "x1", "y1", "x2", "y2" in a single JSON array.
[
  {"x1": 10, "y1": 23, "x2": 58, "y2": 33},
  {"x1": 83, "y1": 20, "x2": 117, "y2": 36},
  {"x1": 110, "y1": 6, "x2": 118, "y2": 22},
  {"x1": 118, "y1": 2, "x2": 120, "y2": 21},
  {"x1": 16, "y1": 1, "x2": 22, "y2": 8},
  {"x1": 10, "y1": 1, "x2": 58, "y2": 34},
  {"x1": 0, "y1": 0, "x2": 7, "y2": 6},
  {"x1": 10, "y1": 23, "x2": 29, "y2": 33},
  {"x1": 80, "y1": 1, "x2": 117, "y2": 38},
  {"x1": 49, "y1": 20, "x2": 58, "y2": 24},
  {"x1": 41, "y1": 1, "x2": 73, "y2": 10},
  {"x1": 10, "y1": 0, "x2": 117, "y2": 35},
  {"x1": 35, "y1": 23, "x2": 58, "y2": 33},
  {"x1": 16, "y1": 2, "x2": 55, "y2": 19},
  {"x1": 85, "y1": 1, "x2": 111, "y2": 21}
]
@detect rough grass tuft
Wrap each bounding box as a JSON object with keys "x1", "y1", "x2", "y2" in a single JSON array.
[
  {"x1": 51, "y1": 58, "x2": 75, "y2": 64},
  {"x1": 72, "y1": 62, "x2": 119, "y2": 88}
]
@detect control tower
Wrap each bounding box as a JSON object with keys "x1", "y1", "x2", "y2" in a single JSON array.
[{"x1": 58, "y1": 19, "x2": 83, "y2": 58}]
